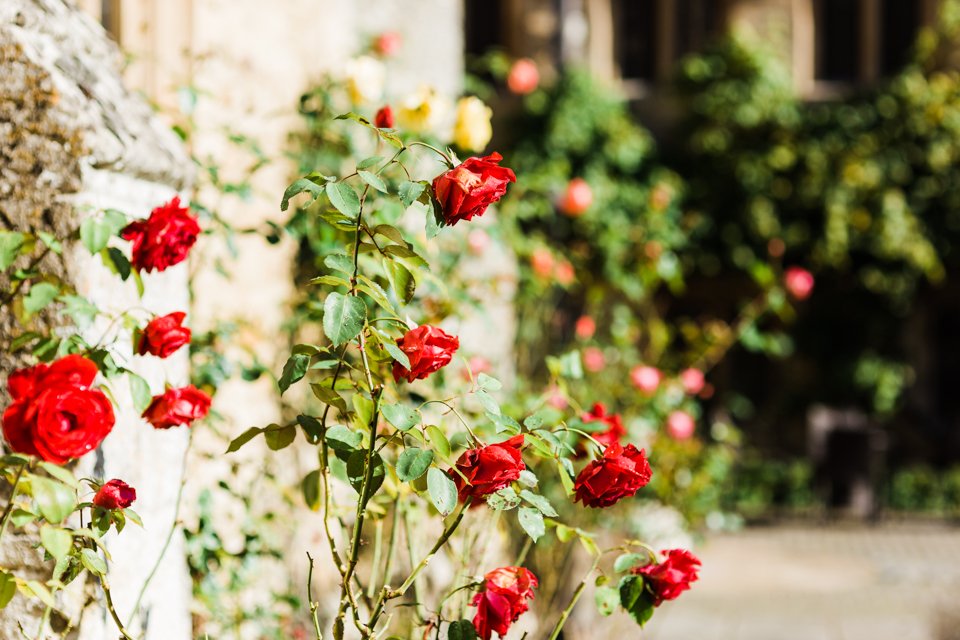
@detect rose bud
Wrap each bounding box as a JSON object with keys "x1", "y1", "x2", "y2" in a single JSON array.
[
  {"x1": 142, "y1": 385, "x2": 211, "y2": 429},
  {"x1": 373, "y1": 31, "x2": 402, "y2": 57},
  {"x1": 121, "y1": 196, "x2": 201, "y2": 273},
  {"x1": 506, "y1": 58, "x2": 540, "y2": 95},
  {"x1": 137, "y1": 312, "x2": 191, "y2": 358},
  {"x1": 530, "y1": 248, "x2": 555, "y2": 278},
  {"x1": 374, "y1": 105, "x2": 394, "y2": 128},
  {"x1": 472, "y1": 566, "x2": 538, "y2": 640},
  {"x1": 559, "y1": 178, "x2": 593, "y2": 217},
  {"x1": 581, "y1": 403, "x2": 625, "y2": 450},
  {"x1": 630, "y1": 365, "x2": 662, "y2": 395},
  {"x1": 391, "y1": 325, "x2": 460, "y2": 383},
  {"x1": 583, "y1": 347, "x2": 606, "y2": 373},
  {"x1": 554, "y1": 260, "x2": 575, "y2": 286},
  {"x1": 432, "y1": 153, "x2": 516, "y2": 226},
  {"x1": 93, "y1": 479, "x2": 136, "y2": 510},
  {"x1": 784, "y1": 266, "x2": 814, "y2": 300},
  {"x1": 574, "y1": 443, "x2": 652, "y2": 508},
  {"x1": 666, "y1": 410, "x2": 696, "y2": 440},
  {"x1": 2, "y1": 355, "x2": 115, "y2": 464},
  {"x1": 632, "y1": 549, "x2": 701, "y2": 605},
  {"x1": 467, "y1": 229, "x2": 490, "y2": 255},
  {"x1": 574, "y1": 315, "x2": 596, "y2": 340},
  {"x1": 679, "y1": 368, "x2": 705, "y2": 395},
  {"x1": 449, "y1": 435, "x2": 525, "y2": 503}
]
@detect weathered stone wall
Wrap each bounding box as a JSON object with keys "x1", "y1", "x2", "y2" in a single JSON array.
[{"x1": 1, "y1": 1, "x2": 192, "y2": 638}]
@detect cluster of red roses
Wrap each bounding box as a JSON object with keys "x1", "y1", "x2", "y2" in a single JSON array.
[{"x1": 2, "y1": 198, "x2": 211, "y2": 516}]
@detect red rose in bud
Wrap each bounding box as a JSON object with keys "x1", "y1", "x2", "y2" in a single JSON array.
[
  {"x1": 554, "y1": 260, "x2": 575, "y2": 286},
  {"x1": 574, "y1": 442, "x2": 651, "y2": 508},
  {"x1": 373, "y1": 31, "x2": 402, "y2": 57},
  {"x1": 559, "y1": 178, "x2": 593, "y2": 216},
  {"x1": 583, "y1": 347, "x2": 606, "y2": 373},
  {"x1": 467, "y1": 229, "x2": 490, "y2": 255},
  {"x1": 784, "y1": 266, "x2": 814, "y2": 300},
  {"x1": 374, "y1": 105, "x2": 394, "y2": 128},
  {"x1": 137, "y1": 312, "x2": 191, "y2": 358},
  {"x1": 507, "y1": 58, "x2": 539, "y2": 95},
  {"x1": 449, "y1": 435, "x2": 525, "y2": 502},
  {"x1": 432, "y1": 153, "x2": 516, "y2": 226},
  {"x1": 471, "y1": 566, "x2": 538, "y2": 640},
  {"x1": 575, "y1": 315, "x2": 596, "y2": 340},
  {"x1": 93, "y1": 478, "x2": 136, "y2": 510},
  {"x1": 679, "y1": 368, "x2": 705, "y2": 395},
  {"x1": 630, "y1": 365, "x2": 662, "y2": 395},
  {"x1": 142, "y1": 385, "x2": 211, "y2": 429},
  {"x1": 391, "y1": 325, "x2": 460, "y2": 383},
  {"x1": 582, "y1": 403, "x2": 625, "y2": 449},
  {"x1": 120, "y1": 197, "x2": 200, "y2": 273},
  {"x1": 666, "y1": 410, "x2": 696, "y2": 440},
  {"x1": 632, "y1": 548, "x2": 701, "y2": 606},
  {"x1": 530, "y1": 248, "x2": 555, "y2": 278},
  {"x1": 2, "y1": 355, "x2": 114, "y2": 464}
]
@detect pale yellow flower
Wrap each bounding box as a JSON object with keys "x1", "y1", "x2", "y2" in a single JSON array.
[
  {"x1": 453, "y1": 96, "x2": 493, "y2": 152},
  {"x1": 396, "y1": 85, "x2": 448, "y2": 135},
  {"x1": 344, "y1": 56, "x2": 385, "y2": 104}
]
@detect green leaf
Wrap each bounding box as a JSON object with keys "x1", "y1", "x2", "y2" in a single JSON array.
[
  {"x1": 81, "y1": 214, "x2": 126, "y2": 255},
  {"x1": 36, "y1": 231, "x2": 61, "y2": 254},
  {"x1": 37, "y1": 463, "x2": 78, "y2": 489},
  {"x1": 614, "y1": 553, "x2": 646, "y2": 574},
  {"x1": 265, "y1": 424, "x2": 297, "y2": 450},
  {"x1": 301, "y1": 469, "x2": 321, "y2": 510},
  {"x1": 398, "y1": 181, "x2": 426, "y2": 207},
  {"x1": 382, "y1": 340, "x2": 411, "y2": 370},
  {"x1": 226, "y1": 426, "x2": 263, "y2": 453},
  {"x1": 380, "y1": 403, "x2": 419, "y2": 431},
  {"x1": 447, "y1": 620, "x2": 478, "y2": 640},
  {"x1": 297, "y1": 414, "x2": 323, "y2": 443},
  {"x1": 396, "y1": 448, "x2": 433, "y2": 482},
  {"x1": 519, "y1": 490, "x2": 558, "y2": 517},
  {"x1": 619, "y1": 575, "x2": 655, "y2": 626},
  {"x1": 31, "y1": 476, "x2": 76, "y2": 524},
  {"x1": 22, "y1": 581, "x2": 55, "y2": 608},
  {"x1": 322, "y1": 292, "x2": 366, "y2": 346},
  {"x1": 281, "y1": 177, "x2": 326, "y2": 211},
  {"x1": 425, "y1": 425, "x2": 451, "y2": 459},
  {"x1": 326, "y1": 182, "x2": 361, "y2": 218},
  {"x1": 346, "y1": 451, "x2": 385, "y2": 496},
  {"x1": 358, "y1": 170, "x2": 388, "y2": 193},
  {"x1": 324, "y1": 252, "x2": 354, "y2": 274},
  {"x1": 517, "y1": 506, "x2": 545, "y2": 541},
  {"x1": 386, "y1": 262, "x2": 416, "y2": 304},
  {"x1": 474, "y1": 390, "x2": 500, "y2": 416},
  {"x1": 518, "y1": 470, "x2": 538, "y2": 487},
  {"x1": 477, "y1": 373, "x2": 502, "y2": 391},
  {"x1": 23, "y1": 282, "x2": 59, "y2": 318},
  {"x1": 427, "y1": 467, "x2": 458, "y2": 516},
  {"x1": 0, "y1": 570, "x2": 16, "y2": 608},
  {"x1": 10, "y1": 508, "x2": 37, "y2": 527},
  {"x1": 40, "y1": 525, "x2": 72, "y2": 560},
  {"x1": 0, "y1": 231, "x2": 26, "y2": 270},
  {"x1": 278, "y1": 353, "x2": 311, "y2": 394},
  {"x1": 80, "y1": 548, "x2": 107, "y2": 576},
  {"x1": 595, "y1": 584, "x2": 620, "y2": 616},
  {"x1": 60, "y1": 295, "x2": 98, "y2": 328},
  {"x1": 103, "y1": 247, "x2": 132, "y2": 280},
  {"x1": 325, "y1": 425, "x2": 363, "y2": 452},
  {"x1": 357, "y1": 156, "x2": 384, "y2": 170},
  {"x1": 486, "y1": 487, "x2": 520, "y2": 511},
  {"x1": 352, "y1": 394, "x2": 375, "y2": 428},
  {"x1": 311, "y1": 383, "x2": 348, "y2": 414},
  {"x1": 128, "y1": 372, "x2": 152, "y2": 413},
  {"x1": 556, "y1": 458, "x2": 575, "y2": 496},
  {"x1": 425, "y1": 197, "x2": 445, "y2": 239}
]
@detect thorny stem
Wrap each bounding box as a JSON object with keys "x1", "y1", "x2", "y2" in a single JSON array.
[
  {"x1": 0, "y1": 463, "x2": 28, "y2": 543},
  {"x1": 100, "y1": 575, "x2": 136, "y2": 640},
  {"x1": 546, "y1": 556, "x2": 600, "y2": 640}
]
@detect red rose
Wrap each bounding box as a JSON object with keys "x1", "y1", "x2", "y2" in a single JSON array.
[
  {"x1": 784, "y1": 266, "x2": 814, "y2": 300},
  {"x1": 632, "y1": 548, "x2": 701, "y2": 605},
  {"x1": 582, "y1": 403, "x2": 625, "y2": 450},
  {"x1": 574, "y1": 315, "x2": 596, "y2": 340},
  {"x1": 666, "y1": 410, "x2": 695, "y2": 441},
  {"x1": 391, "y1": 325, "x2": 460, "y2": 383},
  {"x1": 559, "y1": 178, "x2": 593, "y2": 216},
  {"x1": 373, "y1": 31, "x2": 402, "y2": 57},
  {"x1": 93, "y1": 478, "x2": 137, "y2": 510},
  {"x1": 137, "y1": 312, "x2": 191, "y2": 358},
  {"x1": 121, "y1": 196, "x2": 200, "y2": 273},
  {"x1": 679, "y1": 368, "x2": 705, "y2": 395},
  {"x1": 506, "y1": 58, "x2": 539, "y2": 95},
  {"x1": 450, "y1": 435, "x2": 525, "y2": 502},
  {"x1": 432, "y1": 153, "x2": 516, "y2": 226},
  {"x1": 574, "y1": 443, "x2": 651, "y2": 508},
  {"x1": 374, "y1": 105, "x2": 394, "y2": 128},
  {"x1": 471, "y1": 566, "x2": 538, "y2": 640},
  {"x1": 2, "y1": 355, "x2": 114, "y2": 464},
  {"x1": 142, "y1": 385, "x2": 211, "y2": 429}
]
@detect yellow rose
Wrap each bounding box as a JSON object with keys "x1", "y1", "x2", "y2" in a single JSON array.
[
  {"x1": 397, "y1": 86, "x2": 447, "y2": 135},
  {"x1": 344, "y1": 56, "x2": 385, "y2": 104},
  {"x1": 453, "y1": 96, "x2": 493, "y2": 152}
]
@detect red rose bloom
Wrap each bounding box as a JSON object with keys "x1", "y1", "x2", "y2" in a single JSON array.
[
  {"x1": 573, "y1": 443, "x2": 651, "y2": 508},
  {"x1": 450, "y1": 435, "x2": 525, "y2": 503},
  {"x1": 432, "y1": 153, "x2": 516, "y2": 226},
  {"x1": 391, "y1": 325, "x2": 460, "y2": 383},
  {"x1": 2, "y1": 355, "x2": 114, "y2": 464},
  {"x1": 121, "y1": 196, "x2": 200, "y2": 273},
  {"x1": 632, "y1": 548, "x2": 701, "y2": 606},
  {"x1": 784, "y1": 266, "x2": 815, "y2": 300},
  {"x1": 93, "y1": 479, "x2": 137, "y2": 510},
  {"x1": 137, "y1": 312, "x2": 191, "y2": 358},
  {"x1": 582, "y1": 403, "x2": 626, "y2": 450},
  {"x1": 374, "y1": 105, "x2": 394, "y2": 128},
  {"x1": 471, "y1": 566, "x2": 538, "y2": 640},
  {"x1": 142, "y1": 385, "x2": 211, "y2": 429}
]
